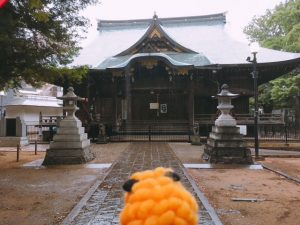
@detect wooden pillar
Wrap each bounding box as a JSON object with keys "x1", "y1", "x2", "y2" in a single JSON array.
[
  {"x1": 112, "y1": 77, "x2": 117, "y2": 125},
  {"x1": 188, "y1": 78, "x2": 194, "y2": 126},
  {"x1": 125, "y1": 72, "x2": 132, "y2": 121}
]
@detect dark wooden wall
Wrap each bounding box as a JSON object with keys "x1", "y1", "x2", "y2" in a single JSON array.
[{"x1": 88, "y1": 62, "x2": 253, "y2": 124}]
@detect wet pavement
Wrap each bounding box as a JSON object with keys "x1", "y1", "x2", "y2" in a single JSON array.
[
  {"x1": 250, "y1": 148, "x2": 300, "y2": 157},
  {"x1": 2, "y1": 143, "x2": 300, "y2": 158},
  {"x1": 62, "y1": 142, "x2": 217, "y2": 225}
]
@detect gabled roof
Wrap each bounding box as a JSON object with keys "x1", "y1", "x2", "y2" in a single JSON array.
[
  {"x1": 72, "y1": 13, "x2": 300, "y2": 69},
  {"x1": 116, "y1": 15, "x2": 197, "y2": 56}
]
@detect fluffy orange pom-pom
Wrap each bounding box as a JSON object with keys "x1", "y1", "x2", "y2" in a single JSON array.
[{"x1": 120, "y1": 167, "x2": 198, "y2": 225}]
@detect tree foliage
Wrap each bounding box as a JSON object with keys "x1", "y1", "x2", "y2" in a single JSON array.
[
  {"x1": 270, "y1": 73, "x2": 300, "y2": 106},
  {"x1": 244, "y1": 0, "x2": 300, "y2": 120},
  {"x1": 244, "y1": 0, "x2": 300, "y2": 52},
  {"x1": 0, "y1": 0, "x2": 98, "y2": 90}
]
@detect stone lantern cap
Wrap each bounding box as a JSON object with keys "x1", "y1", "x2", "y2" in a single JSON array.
[
  {"x1": 57, "y1": 87, "x2": 84, "y2": 101},
  {"x1": 216, "y1": 84, "x2": 239, "y2": 98}
]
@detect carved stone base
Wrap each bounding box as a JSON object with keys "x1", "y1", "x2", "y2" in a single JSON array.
[
  {"x1": 43, "y1": 147, "x2": 95, "y2": 165},
  {"x1": 203, "y1": 145, "x2": 252, "y2": 164},
  {"x1": 203, "y1": 126, "x2": 253, "y2": 164},
  {"x1": 190, "y1": 135, "x2": 202, "y2": 145},
  {"x1": 97, "y1": 135, "x2": 108, "y2": 144}
]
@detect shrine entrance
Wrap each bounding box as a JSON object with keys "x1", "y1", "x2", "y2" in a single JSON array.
[{"x1": 131, "y1": 91, "x2": 188, "y2": 121}]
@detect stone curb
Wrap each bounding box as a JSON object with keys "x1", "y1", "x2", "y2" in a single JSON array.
[
  {"x1": 182, "y1": 168, "x2": 224, "y2": 225},
  {"x1": 168, "y1": 143, "x2": 223, "y2": 225},
  {"x1": 60, "y1": 160, "x2": 118, "y2": 225},
  {"x1": 261, "y1": 164, "x2": 300, "y2": 185}
]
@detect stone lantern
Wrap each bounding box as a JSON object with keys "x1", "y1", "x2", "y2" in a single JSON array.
[
  {"x1": 203, "y1": 84, "x2": 253, "y2": 164},
  {"x1": 43, "y1": 87, "x2": 94, "y2": 165},
  {"x1": 215, "y1": 84, "x2": 239, "y2": 127},
  {"x1": 59, "y1": 87, "x2": 82, "y2": 118}
]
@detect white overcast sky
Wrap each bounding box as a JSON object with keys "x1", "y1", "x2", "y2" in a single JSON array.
[{"x1": 81, "y1": 0, "x2": 284, "y2": 46}]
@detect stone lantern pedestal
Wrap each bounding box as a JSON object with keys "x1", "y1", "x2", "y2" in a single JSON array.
[
  {"x1": 43, "y1": 87, "x2": 95, "y2": 165},
  {"x1": 97, "y1": 123, "x2": 108, "y2": 144},
  {"x1": 203, "y1": 84, "x2": 253, "y2": 164}
]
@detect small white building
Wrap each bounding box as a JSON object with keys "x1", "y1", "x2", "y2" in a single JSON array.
[
  {"x1": 0, "y1": 82, "x2": 63, "y2": 146},
  {"x1": 2, "y1": 83, "x2": 63, "y2": 125}
]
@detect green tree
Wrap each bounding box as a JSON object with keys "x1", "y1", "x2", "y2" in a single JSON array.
[
  {"x1": 244, "y1": 0, "x2": 300, "y2": 124},
  {"x1": 0, "y1": 0, "x2": 98, "y2": 90},
  {"x1": 244, "y1": 0, "x2": 300, "y2": 52}
]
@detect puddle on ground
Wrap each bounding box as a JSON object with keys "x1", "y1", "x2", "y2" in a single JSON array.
[
  {"x1": 23, "y1": 159, "x2": 44, "y2": 168},
  {"x1": 86, "y1": 163, "x2": 111, "y2": 169},
  {"x1": 23, "y1": 160, "x2": 111, "y2": 170},
  {"x1": 184, "y1": 163, "x2": 263, "y2": 170}
]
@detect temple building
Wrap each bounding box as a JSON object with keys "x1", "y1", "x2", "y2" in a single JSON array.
[{"x1": 74, "y1": 13, "x2": 300, "y2": 138}]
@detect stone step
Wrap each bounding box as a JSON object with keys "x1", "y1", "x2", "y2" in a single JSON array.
[
  {"x1": 59, "y1": 119, "x2": 82, "y2": 128},
  {"x1": 207, "y1": 138, "x2": 246, "y2": 148},
  {"x1": 212, "y1": 126, "x2": 240, "y2": 134},
  {"x1": 209, "y1": 132, "x2": 243, "y2": 140},
  {"x1": 56, "y1": 127, "x2": 85, "y2": 135},
  {"x1": 50, "y1": 139, "x2": 90, "y2": 149},
  {"x1": 53, "y1": 133, "x2": 88, "y2": 141}
]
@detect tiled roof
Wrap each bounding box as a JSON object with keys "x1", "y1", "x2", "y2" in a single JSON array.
[{"x1": 72, "y1": 13, "x2": 300, "y2": 68}]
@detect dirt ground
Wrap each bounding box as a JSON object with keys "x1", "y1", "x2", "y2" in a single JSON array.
[
  {"x1": 189, "y1": 167, "x2": 300, "y2": 225},
  {"x1": 171, "y1": 143, "x2": 300, "y2": 225},
  {"x1": 263, "y1": 158, "x2": 300, "y2": 179},
  {"x1": 0, "y1": 143, "x2": 128, "y2": 225},
  {"x1": 0, "y1": 142, "x2": 299, "y2": 225}
]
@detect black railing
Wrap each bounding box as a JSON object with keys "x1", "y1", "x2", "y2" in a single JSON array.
[
  {"x1": 26, "y1": 118, "x2": 299, "y2": 144},
  {"x1": 194, "y1": 113, "x2": 284, "y2": 125},
  {"x1": 258, "y1": 124, "x2": 300, "y2": 141},
  {"x1": 26, "y1": 124, "x2": 57, "y2": 143},
  {"x1": 109, "y1": 121, "x2": 193, "y2": 142}
]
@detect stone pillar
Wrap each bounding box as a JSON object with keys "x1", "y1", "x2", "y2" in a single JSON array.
[
  {"x1": 16, "y1": 117, "x2": 27, "y2": 137},
  {"x1": 97, "y1": 123, "x2": 108, "y2": 144},
  {"x1": 0, "y1": 118, "x2": 5, "y2": 136},
  {"x1": 203, "y1": 84, "x2": 253, "y2": 164},
  {"x1": 0, "y1": 116, "x2": 29, "y2": 147},
  {"x1": 43, "y1": 87, "x2": 95, "y2": 165}
]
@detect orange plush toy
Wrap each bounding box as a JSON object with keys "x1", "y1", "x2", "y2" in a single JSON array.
[{"x1": 120, "y1": 167, "x2": 198, "y2": 225}]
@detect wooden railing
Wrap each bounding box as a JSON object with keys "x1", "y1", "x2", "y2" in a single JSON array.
[{"x1": 194, "y1": 113, "x2": 284, "y2": 125}]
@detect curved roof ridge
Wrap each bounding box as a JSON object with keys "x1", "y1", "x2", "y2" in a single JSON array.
[
  {"x1": 97, "y1": 12, "x2": 226, "y2": 31},
  {"x1": 108, "y1": 53, "x2": 193, "y2": 69}
]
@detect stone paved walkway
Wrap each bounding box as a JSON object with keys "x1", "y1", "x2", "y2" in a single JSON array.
[{"x1": 64, "y1": 142, "x2": 217, "y2": 225}]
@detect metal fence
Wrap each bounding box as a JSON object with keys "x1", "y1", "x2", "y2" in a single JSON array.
[
  {"x1": 26, "y1": 124, "x2": 56, "y2": 143},
  {"x1": 26, "y1": 120, "x2": 299, "y2": 144},
  {"x1": 258, "y1": 124, "x2": 300, "y2": 142},
  {"x1": 108, "y1": 121, "x2": 192, "y2": 142},
  {"x1": 109, "y1": 126, "x2": 192, "y2": 142}
]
